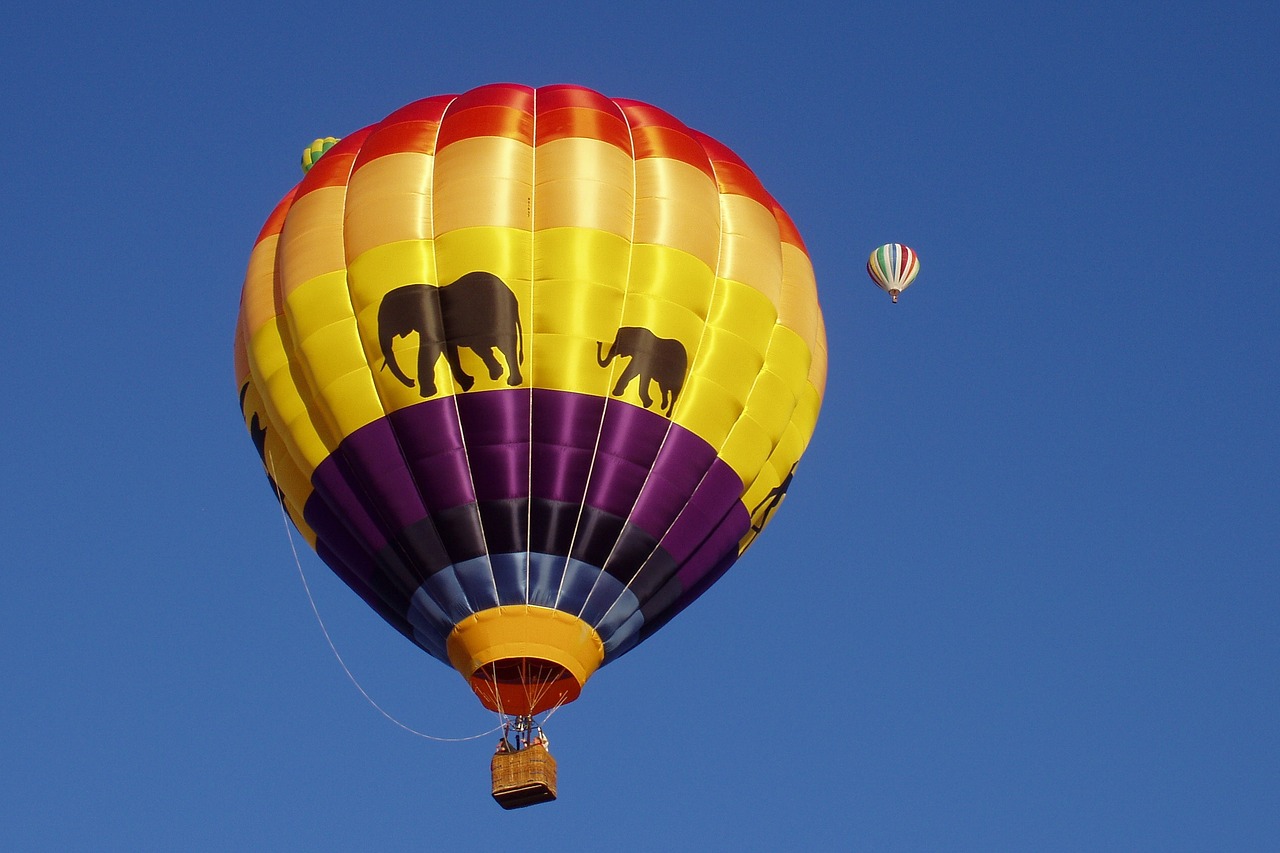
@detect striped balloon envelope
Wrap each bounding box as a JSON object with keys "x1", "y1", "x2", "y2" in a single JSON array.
[
  {"x1": 867, "y1": 243, "x2": 920, "y2": 302},
  {"x1": 233, "y1": 83, "x2": 826, "y2": 717}
]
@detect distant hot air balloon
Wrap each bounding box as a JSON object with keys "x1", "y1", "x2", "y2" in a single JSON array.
[
  {"x1": 233, "y1": 83, "x2": 826, "y2": 805},
  {"x1": 867, "y1": 243, "x2": 920, "y2": 302}
]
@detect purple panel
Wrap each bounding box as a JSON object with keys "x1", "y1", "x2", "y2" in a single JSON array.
[
  {"x1": 387, "y1": 399, "x2": 475, "y2": 510},
  {"x1": 336, "y1": 419, "x2": 429, "y2": 530},
  {"x1": 583, "y1": 450, "x2": 653, "y2": 518},
  {"x1": 467, "y1": 443, "x2": 528, "y2": 501},
  {"x1": 310, "y1": 460, "x2": 390, "y2": 552},
  {"x1": 532, "y1": 389, "x2": 604, "y2": 448},
  {"x1": 456, "y1": 388, "x2": 531, "y2": 446},
  {"x1": 457, "y1": 390, "x2": 530, "y2": 502},
  {"x1": 584, "y1": 401, "x2": 669, "y2": 517},
  {"x1": 596, "y1": 401, "x2": 667, "y2": 467},
  {"x1": 659, "y1": 462, "x2": 746, "y2": 563},
  {"x1": 531, "y1": 442, "x2": 593, "y2": 503},
  {"x1": 530, "y1": 390, "x2": 604, "y2": 505},
  {"x1": 672, "y1": 500, "x2": 752, "y2": 588},
  {"x1": 631, "y1": 435, "x2": 738, "y2": 545}
]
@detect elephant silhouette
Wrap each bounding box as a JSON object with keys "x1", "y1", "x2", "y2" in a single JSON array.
[
  {"x1": 378, "y1": 271, "x2": 523, "y2": 398},
  {"x1": 597, "y1": 327, "x2": 687, "y2": 417}
]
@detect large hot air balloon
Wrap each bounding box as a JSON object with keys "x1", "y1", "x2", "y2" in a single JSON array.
[
  {"x1": 233, "y1": 84, "x2": 826, "y2": 755},
  {"x1": 867, "y1": 243, "x2": 920, "y2": 302}
]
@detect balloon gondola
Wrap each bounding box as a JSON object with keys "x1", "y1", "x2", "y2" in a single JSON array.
[{"x1": 233, "y1": 83, "x2": 826, "y2": 805}]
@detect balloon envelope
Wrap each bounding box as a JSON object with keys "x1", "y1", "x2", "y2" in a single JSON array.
[
  {"x1": 234, "y1": 83, "x2": 826, "y2": 715},
  {"x1": 867, "y1": 243, "x2": 920, "y2": 302}
]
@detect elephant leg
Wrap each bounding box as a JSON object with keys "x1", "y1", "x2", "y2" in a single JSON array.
[
  {"x1": 417, "y1": 346, "x2": 441, "y2": 397},
  {"x1": 446, "y1": 343, "x2": 475, "y2": 391},
  {"x1": 501, "y1": 338, "x2": 522, "y2": 385},
  {"x1": 476, "y1": 346, "x2": 504, "y2": 380},
  {"x1": 637, "y1": 374, "x2": 654, "y2": 408},
  {"x1": 613, "y1": 362, "x2": 639, "y2": 398}
]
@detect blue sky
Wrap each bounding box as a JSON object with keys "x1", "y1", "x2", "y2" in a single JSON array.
[{"x1": 3, "y1": 2, "x2": 1277, "y2": 849}]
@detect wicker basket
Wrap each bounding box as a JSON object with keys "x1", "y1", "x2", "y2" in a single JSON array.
[{"x1": 491, "y1": 743, "x2": 558, "y2": 809}]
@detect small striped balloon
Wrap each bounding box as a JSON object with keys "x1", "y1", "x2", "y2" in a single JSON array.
[{"x1": 867, "y1": 243, "x2": 920, "y2": 302}]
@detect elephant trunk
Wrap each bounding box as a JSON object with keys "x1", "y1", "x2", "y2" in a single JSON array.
[
  {"x1": 596, "y1": 340, "x2": 615, "y2": 367},
  {"x1": 380, "y1": 320, "x2": 416, "y2": 388}
]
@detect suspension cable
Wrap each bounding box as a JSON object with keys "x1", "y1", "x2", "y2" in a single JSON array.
[{"x1": 267, "y1": 451, "x2": 501, "y2": 743}]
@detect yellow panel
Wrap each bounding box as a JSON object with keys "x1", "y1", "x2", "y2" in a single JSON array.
[
  {"x1": 530, "y1": 279, "x2": 626, "y2": 340},
  {"x1": 716, "y1": 194, "x2": 783, "y2": 303},
  {"x1": 757, "y1": 326, "x2": 812, "y2": 401},
  {"x1": 533, "y1": 227, "x2": 632, "y2": 292},
  {"x1": 249, "y1": 321, "x2": 330, "y2": 470},
  {"x1": 777, "y1": 242, "x2": 820, "y2": 351},
  {"x1": 343, "y1": 152, "x2": 436, "y2": 260},
  {"x1": 789, "y1": 382, "x2": 823, "y2": 442},
  {"x1": 285, "y1": 271, "x2": 356, "y2": 340},
  {"x1": 717, "y1": 412, "x2": 775, "y2": 486},
  {"x1": 347, "y1": 239, "x2": 439, "y2": 311},
  {"x1": 707, "y1": 279, "x2": 777, "y2": 354},
  {"x1": 528, "y1": 332, "x2": 617, "y2": 395},
  {"x1": 688, "y1": 326, "x2": 763, "y2": 405},
  {"x1": 277, "y1": 187, "x2": 348, "y2": 296},
  {"x1": 434, "y1": 226, "x2": 532, "y2": 284},
  {"x1": 313, "y1": 365, "x2": 389, "y2": 438},
  {"x1": 627, "y1": 243, "x2": 716, "y2": 319},
  {"x1": 671, "y1": 373, "x2": 744, "y2": 450},
  {"x1": 741, "y1": 368, "x2": 797, "y2": 444},
  {"x1": 434, "y1": 137, "x2": 533, "y2": 233},
  {"x1": 633, "y1": 158, "x2": 720, "y2": 266},
  {"x1": 533, "y1": 137, "x2": 634, "y2": 237},
  {"x1": 296, "y1": 319, "x2": 385, "y2": 439}
]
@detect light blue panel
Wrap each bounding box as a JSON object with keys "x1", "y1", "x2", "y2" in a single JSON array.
[
  {"x1": 526, "y1": 552, "x2": 568, "y2": 607},
  {"x1": 406, "y1": 590, "x2": 451, "y2": 662},
  {"x1": 601, "y1": 608, "x2": 644, "y2": 660},
  {"x1": 490, "y1": 552, "x2": 530, "y2": 605},
  {"x1": 454, "y1": 555, "x2": 500, "y2": 612},
  {"x1": 421, "y1": 566, "x2": 474, "y2": 623},
  {"x1": 578, "y1": 573, "x2": 633, "y2": 627}
]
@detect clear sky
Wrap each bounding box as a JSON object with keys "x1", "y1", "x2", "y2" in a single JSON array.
[{"x1": 3, "y1": 2, "x2": 1277, "y2": 850}]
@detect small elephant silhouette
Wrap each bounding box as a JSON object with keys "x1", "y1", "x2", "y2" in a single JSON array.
[
  {"x1": 749, "y1": 463, "x2": 796, "y2": 533},
  {"x1": 239, "y1": 381, "x2": 282, "y2": 501},
  {"x1": 378, "y1": 271, "x2": 523, "y2": 398},
  {"x1": 238, "y1": 382, "x2": 268, "y2": 463},
  {"x1": 597, "y1": 327, "x2": 687, "y2": 417}
]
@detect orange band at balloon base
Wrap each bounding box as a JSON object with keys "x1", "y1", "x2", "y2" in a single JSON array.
[{"x1": 446, "y1": 606, "x2": 605, "y2": 716}]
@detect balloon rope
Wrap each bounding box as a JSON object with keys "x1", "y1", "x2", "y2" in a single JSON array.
[{"x1": 267, "y1": 452, "x2": 501, "y2": 744}]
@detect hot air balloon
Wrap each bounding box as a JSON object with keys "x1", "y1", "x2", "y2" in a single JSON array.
[
  {"x1": 233, "y1": 83, "x2": 826, "y2": 805},
  {"x1": 867, "y1": 243, "x2": 920, "y2": 302}
]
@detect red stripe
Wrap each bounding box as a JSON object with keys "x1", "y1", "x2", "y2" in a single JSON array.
[{"x1": 536, "y1": 106, "x2": 632, "y2": 152}]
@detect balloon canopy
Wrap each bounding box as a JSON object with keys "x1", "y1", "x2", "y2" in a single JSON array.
[
  {"x1": 234, "y1": 83, "x2": 827, "y2": 716},
  {"x1": 867, "y1": 243, "x2": 920, "y2": 302}
]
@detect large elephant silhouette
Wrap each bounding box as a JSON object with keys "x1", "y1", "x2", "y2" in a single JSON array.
[
  {"x1": 597, "y1": 327, "x2": 687, "y2": 417},
  {"x1": 378, "y1": 271, "x2": 523, "y2": 398}
]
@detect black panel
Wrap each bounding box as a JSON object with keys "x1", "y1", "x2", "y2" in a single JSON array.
[{"x1": 478, "y1": 498, "x2": 529, "y2": 554}]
